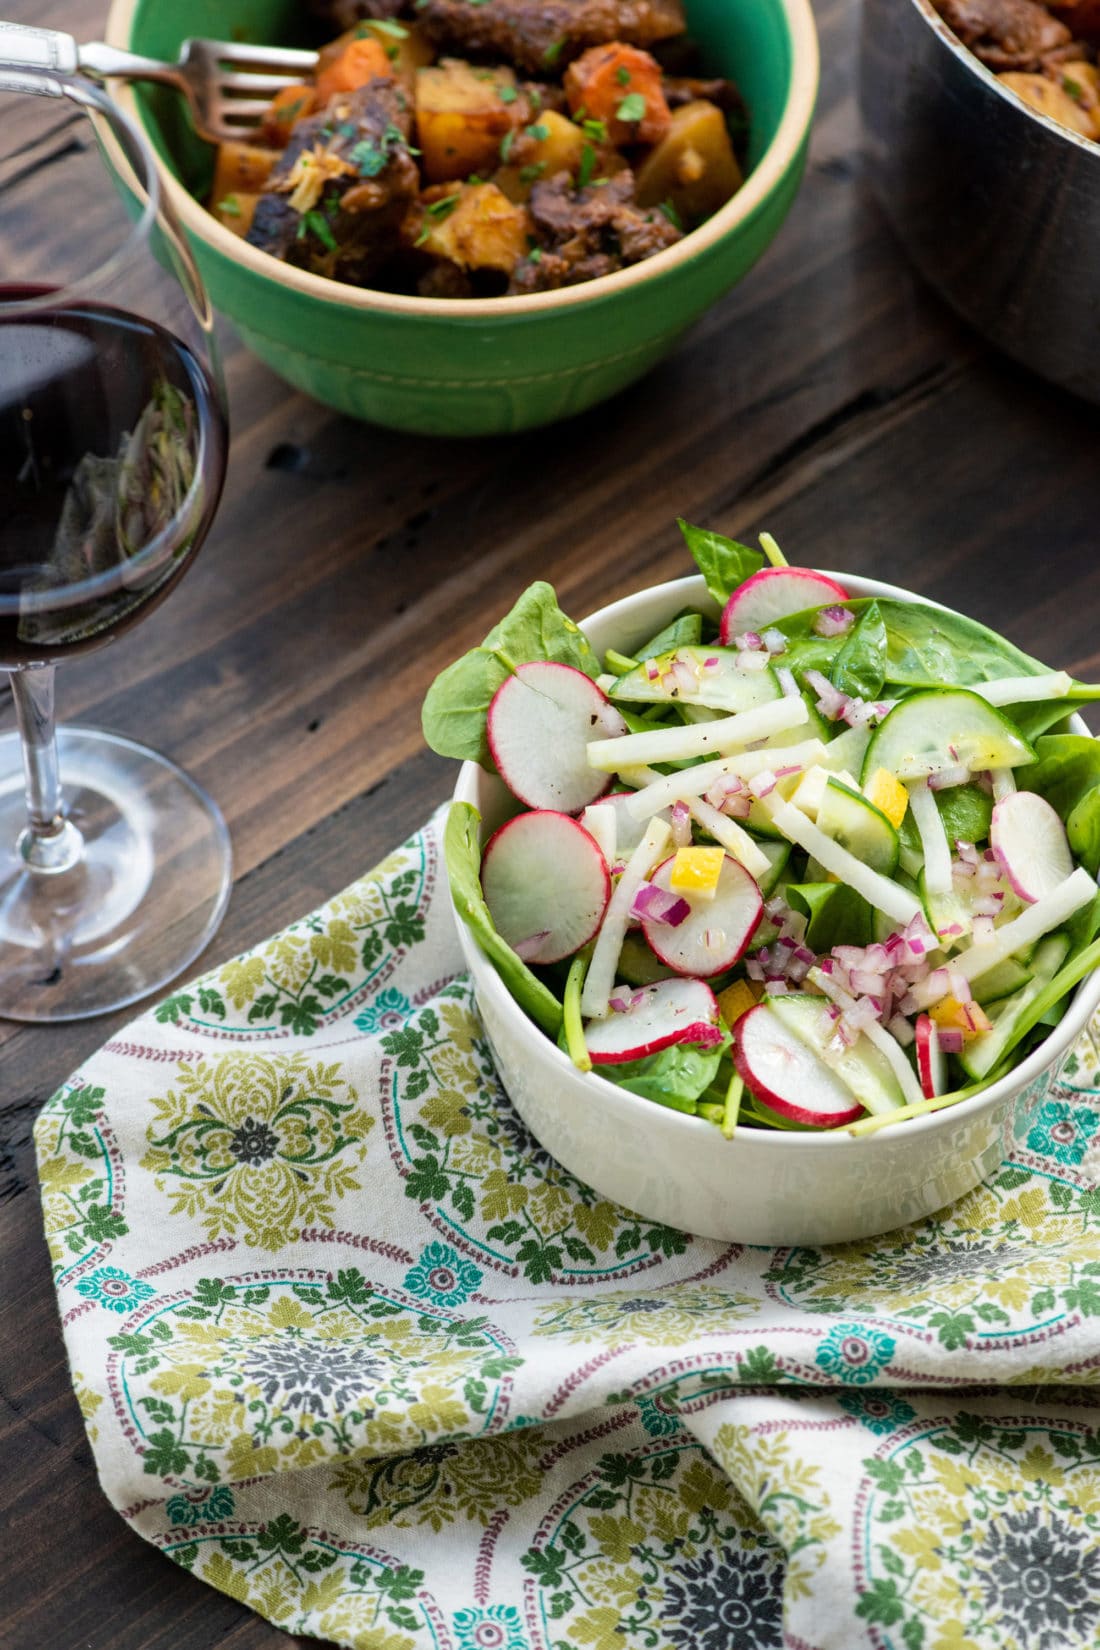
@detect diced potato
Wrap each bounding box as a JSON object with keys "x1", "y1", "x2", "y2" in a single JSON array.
[
  {"x1": 356, "y1": 19, "x2": 435, "y2": 85},
  {"x1": 1054, "y1": 60, "x2": 1100, "y2": 130},
  {"x1": 564, "y1": 43, "x2": 671, "y2": 146},
  {"x1": 315, "y1": 33, "x2": 394, "y2": 104},
  {"x1": 407, "y1": 182, "x2": 531, "y2": 271},
  {"x1": 493, "y1": 109, "x2": 589, "y2": 197},
  {"x1": 416, "y1": 60, "x2": 522, "y2": 182},
  {"x1": 998, "y1": 71, "x2": 1099, "y2": 138},
  {"x1": 211, "y1": 191, "x2": 261, "y2": 237},
  {"x1": 260, "y1": 83, "x2": 318, "y2": 147},
  {"x1": 211, "y1": 141, "x2": 278, "y2": 200},
  {"x1": 635, "y1": 100, "x2": 742, "y2": 221}
]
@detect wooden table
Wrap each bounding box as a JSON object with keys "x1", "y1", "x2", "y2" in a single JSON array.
[{"x1": 3, "y1": 0, "x2": 1100, "y2": 1643}]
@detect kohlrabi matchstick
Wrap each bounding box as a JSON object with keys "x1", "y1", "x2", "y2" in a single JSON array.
[
  {"x1": 581, "y1": 816, "x2": 672, "y2": 1020},
  {"x1": 585, "y1": 695, "x2": 808, "y2": 772},
  {"x1": 758, "y1": 794, "x2": 925, "y2": 927},
  {"x1": 623, "y1": 739, "x2": 827, "y2": 819},
  {"x1": 907, "y1": 781, "x2": 952, "y2": 897},
  {"x1": 952, "y1": 866, "x2": 1097, "y2": 981},
  {"x1": 969, "y1": 672, "x2": 1073, "y2": 706}
]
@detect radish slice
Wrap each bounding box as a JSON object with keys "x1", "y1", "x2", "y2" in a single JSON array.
[
  {"x1": 487, "y1": 662, "x2": 627, "y2": 813},
  {"x1": 585, "y1": 977, "x2": 722, "y2": 1064},
  {"x1": 643, "y1": 853, "x2": 763, "y2": 975},
  {"x1": 719, "y1": 568, "x2": 850, "y2": 644},
  {"x1": 734, "y1": 1003, "x2": 864, "y2": 1126},
  {"x1": 481, "y1": 811, "x2": 610, "y2": 965},
  {"x1": 990, "y1": 790, "x2": 1075, "y2": 904},
  {"x1": 915, "y1": 1014, "x2": 947, "y2": 1099}
]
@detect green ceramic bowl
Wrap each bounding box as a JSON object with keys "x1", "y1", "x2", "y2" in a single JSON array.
[{"x1": 105, "y1": 0, "x2": 818, "y2": 435}]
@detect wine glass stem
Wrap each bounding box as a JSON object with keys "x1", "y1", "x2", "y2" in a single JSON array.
[{"x1": 9, "y1": 665, "x2": 84, "y2": 874}]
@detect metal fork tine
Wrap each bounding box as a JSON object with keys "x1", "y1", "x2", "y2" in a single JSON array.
[
  {"x1": 194, "y1": 40, "x2": 318, "y2": 71},
  {"x1": 217, "y1": 100, "x2": 279, "y2": 122},
  {"x1": 218, "y1": 71, "x2": 304, "y2": 95}
]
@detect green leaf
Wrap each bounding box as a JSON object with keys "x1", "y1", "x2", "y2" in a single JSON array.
[
  {"x1": 902, "y1": 1618, "x2": 926, "y2": 1650},
  {"x1": 63, "y1": 1085, "x2": 105, "y2": 1126},
  {"x1": 328, "y1": 1267, "x2": 370, "y2": 1305},
  {"x1": 421, "y1": 580, "x2": 600, "y2": 767},
  {"x1": 154, "y1": 994, "x2": 191, "y2": 1025},
  {"x1": 855, "y1": 1578, "x2": 906, "y2": 1626},
  {"x1": 521, "y1": 1547, "x2": 568, "y2": 1586},
  {"x1": 864, "y1": 1458, "x2": 906, "y2": 1494},
  {"x1": 258, "y1": 1514, "x2": 306, "y2": 1555},
  {"x1": 142, "y1": 1429, "x2": 190, "y2": 1477},
  {"x1": 879, "y1": 1545, "x2": 904, "y2": 1577},
  {"x1": 600, "y1": 1039, "x2": 725, "y2": 1112},
  {"x1": 738, "y1": 1345, "x2": 779, "y2": 1384},
  {"x1": 443, "y1": 802, "x2": 564, "y2": 1038},
  {"x1": 1064, "y1": 1274, "x2": 1100, "y2": 1316},
  {"x1": 677, "y1": 518, "x2": 763, "y2": 606},
  {"x1": 786, "y1": 881, "x2": 873, "y2": 951},
  {"x1": 81, "y1": 1204, "x2": 128, "y2": 1245},
  {"x1": 387, "y1": 1606, "x2": 422, "y2": 1631},
  {"x1": 832, "y1": 600, "x2": 887, "y2": 699},
  {"x1": 377, "y1": 1565, "x2": 425, "y2": 1601},
  {"x1": 404, "y1": 1154, "x2": 451, "y2": 1203},
  {"x1": 635, "y1": 611, "x2": 704, "y2": 662},
  {"x1": 517, "y1": 1237, "x2": 563, "y2": 1282},
  {"x1": 928, "y1": 1309, "x2": 975, "y2": 1349}
]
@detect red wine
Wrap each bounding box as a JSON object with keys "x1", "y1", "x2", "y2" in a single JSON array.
[{"x1": 0, "y1": 291, "x2": 227, "y2": 665}]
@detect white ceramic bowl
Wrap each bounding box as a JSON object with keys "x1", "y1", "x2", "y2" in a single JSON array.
[{"x1": 452, "y1": 571, "x2": 1100, "y2": 1244}]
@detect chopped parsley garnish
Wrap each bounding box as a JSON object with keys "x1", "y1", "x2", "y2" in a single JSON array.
[
  {"x1": 616, "y1": 65, "x2": 632, "y2": 85},
  {"x1": 659, "y1": 197, "x2": 683, "y2": 230},
  {"x1": 276, "y1": 95, "x2": 307, "y2": 124},
  {"x1": 351, "y1": 140, "x2": 388, "y2": 177},
  {"x1": 368, "y1": 17, "x2": 409, "y2": 37},
  {"x1": 499, "y1": 83, "x2": 518, "y2": 103},
  {"x1": 581, "y1": 117, "x2": 608, "y2": 143},
  {"x1": 340, "y1": 121, "x2": 357, "y2": 138},
  {"x1": 616, "y1": 92, "x2": 647, "y2": 124},
  {"x1": 383, "y1": 122, "x2": 407, "y2": 148},
  {"x1": 577, "y1": 142, "x2": 597, "y2": 189},
  {"x1": 500, "y1": 128, "x2": 517, "y2": 162},
  {"x1": 529, "y1": 246, "x2": 543, "y2": 263},
  {"x1": 300, "y1": 209, "x2": 339, "y2": 251},
  {"x1": 543, "y1": 38, "x2": 564, "y2": 65},
  {"x1": 1063, "y1": 74, "x2": 1084, "y2": 101},
  {"x1": 525, "y1": 121, "x2": 550, "y2": 142},
  {"x1": 529, "y1": 87, "x2": 542, "y2": 113},
  {"x1": 425, "y1": 192, "x2": 462, "y2": 216},
  {"x1": 519, "y1": 161, "x2": 547, "y2": 185},
  {"x1": 217, "y1": 194, "x2": 242, "y2": 216}
]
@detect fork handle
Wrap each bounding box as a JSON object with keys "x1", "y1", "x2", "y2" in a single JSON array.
[{"x1": 0, "y1": 23, "x2": 186, "y2": 90}]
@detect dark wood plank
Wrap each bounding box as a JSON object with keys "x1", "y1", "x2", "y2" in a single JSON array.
[{"x1": 4, "y1": 0, "x2": 1100, "y2": 1642}]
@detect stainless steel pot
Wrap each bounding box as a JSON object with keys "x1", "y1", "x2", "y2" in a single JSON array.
[{"x1": 860, "y1": 0, "x2": 1100, "y2": 403}]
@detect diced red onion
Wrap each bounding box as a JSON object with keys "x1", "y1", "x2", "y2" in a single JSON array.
[
  {"x1": 764, "y1": 896, "x2": 787, "y2": 920},
  {"x1": 888, "y1": 1013, "x2": 915, "y2": 1047},
  {"x1": 745, "y1": 956, "x2": 765, "y2": 981},
  {"x1": 776, "y1": 667, "x2": 799, "y2": 699},
  {"x1": 975, "y1": 770, "x2": 994, "y2": 795},
  {"x1": 645, "y1": 660, "x2": 660, "y2": 681},
  {"x1": 735, "y1": 650, "x2": 770, "y2": 674},
  {"x1": 762, "y1": 627, "x2": 787, "y2": 655},
  {"x1": 733, "y1": 630, "x2": 764, "y2": 652},
  {"x1": 749, "y1": 770, "x2": 778, "y2": 799},
  {"x1": 813, "y1": 606, "x2": 855, "y2": 638},
  {"x1": 805, "y1": 669, "x2": 848, "y2": 721},
  {"x1": 703, "y1": 655, "x2": 720, "y2": 669},
  {"x1": 670, "y1": 801, "x2": 692, "y2": 848},
  {"x1": 724, "y1": 794, "x2": 752, "y2": 820},
  {"x1": 765, "y1": 979, "x2": 790, "y2": 995},
  {"x1": 937, "y1": 1028, "x2": 965, "y2": 1055},
  {"x1": 609, "y1": 987, "x2": 644, "y2": 1013},
  {"x1": 631, "y1": 883, "x2": 692, "y2": 926}
]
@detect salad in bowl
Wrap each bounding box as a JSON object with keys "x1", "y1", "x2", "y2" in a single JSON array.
[{"x1": 423, "y1": 524, "x2": 1100, "y2": 1240}]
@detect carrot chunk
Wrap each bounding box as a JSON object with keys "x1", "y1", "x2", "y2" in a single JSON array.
[
  {"x1": 564, "y1": 43, "x2": 671, "y2": 146},
  {"x1": 315, "y1": 36, "x2": 394, "y2": 104}
]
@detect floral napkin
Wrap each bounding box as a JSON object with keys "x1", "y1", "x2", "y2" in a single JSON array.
[{"x1": 36, "y1": 809, "x2": 1100, "y2": 1650}]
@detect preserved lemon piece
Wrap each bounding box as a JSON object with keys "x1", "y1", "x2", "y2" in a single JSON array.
[
  {"x1": 864, "y1": 767, "x2": 909, "y2": 830},
  {"x1": 669, "y1": 845, "x2": 725, "y2": 899}
]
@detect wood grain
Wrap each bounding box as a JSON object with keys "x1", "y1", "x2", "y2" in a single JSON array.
[{"x1": 3, "y1": 0, "x2": 1100, "y2": 1643}]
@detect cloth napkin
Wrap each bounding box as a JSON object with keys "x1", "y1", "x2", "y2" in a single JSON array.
[{"x1": 36, "y1": 809, "x2": 1100, "y2": 1650}]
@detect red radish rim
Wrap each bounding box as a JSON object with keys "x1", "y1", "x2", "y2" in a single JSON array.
[
  {"x1": 452, "y1": 570, "x2": 1100, "y2": 1148},
  {"x1": 482, "y1": 809, "x2": 611, "y2": 965},
  {"x1": 486, "y1": 662, "x2": 617, "y2": 814},
  {"x1": 642, "y1": 853, "x2": 763, "y2": 976},
  {"x1": 733, "y1": 1006, "x2": 864, "y2": 1127},
  {"x1": 719, "y1": 567, "x2": 851, "y2": 645}
]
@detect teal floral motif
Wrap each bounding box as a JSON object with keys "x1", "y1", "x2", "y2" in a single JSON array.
[
  {"x1": 35, "y1": 1082, "x2": 128, "y2": 1282},
  {"x1": 355, "y1": 987, "x2": 412, "y2": 1036},
  {"x1": 838, "y1": 1392, "x2": 916, "y2": 1435},
  {"x1": 636, "y1": 1392, "x2": 683, "y2": 1438},
  {"x1": 403, "y1": 1241, "x2": 483, "y2": 1307},
  {"x1": 452, "y1": 1604, "x2": 527, "y2": 1649},
  {"x1": 1026, "y1": 1098, "x2": 1100, "y2": 1166},
  {"x1": 814, "y1": 1321, "x2": 896, "y2": 1385},
  {"x1": 75, "y1": 1266, "x2": 156, "y2": 1315},
  {"x1": 165, "y1": 1484, "x2": 236, "y2": 1526}
]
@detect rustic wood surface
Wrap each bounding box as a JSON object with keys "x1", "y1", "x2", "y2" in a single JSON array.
[{"x1": 3, "y1": 0, "x2": 1100, "y2": 1644}]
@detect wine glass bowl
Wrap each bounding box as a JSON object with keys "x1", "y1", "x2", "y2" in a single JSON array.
[{"x1": 0, "y1": 69, "x2": 231, "y2": 1020}]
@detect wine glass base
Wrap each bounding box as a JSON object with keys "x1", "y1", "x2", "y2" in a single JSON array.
[{"x1": 0, "y1": 727, "x2": 231, "y2": 1023}]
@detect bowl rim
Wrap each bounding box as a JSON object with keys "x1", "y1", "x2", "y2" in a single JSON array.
[
  {"x1": 103, "y1": 0, "x2": 819, "y2": 320},
  {"x1": 453, "y1": 567, "x2": 1100, "y2": 1152},
  {"x1": 901, "y1": 0, "x2": 1100, "y2": 160}
]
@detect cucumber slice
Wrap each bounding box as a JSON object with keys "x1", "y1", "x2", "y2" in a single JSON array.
[
  {"x1": 819, "y1": 722, "x2": 873, "y2": 777},
  {"x1": 971, "y1": 956, "x2": 1033, "y2": 1006},
  {"x1": 957, "y1": 937, "x2": 1069, "y2": 1080},
  {"x1": 767, "y1": 992, "x2": 906, "y2": 1114},
  {"x1": 862, "y1": 690, "x2": 1035, "y2": 784},
  {"x1": 616, "y1": 932, "x2": 678, "y2": 987},
  {"x1": 918, "y1": 870, "x2": 972, "y2": 946},
  {"x1": 610, "y1": 647, "x2": 781, "y2": 715},
  {"x1": 816, "y1": 778, "x2": 900, "y2": 875},
  {"x1": 766, "y1": 695, "x2": 832, "y2": 748},
  {"x1": 755, "y1": 837, "x2": 791, "y2": 898}
]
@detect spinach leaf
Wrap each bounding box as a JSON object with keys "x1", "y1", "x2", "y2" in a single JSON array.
[
  {"x1": 898, "y1": 784, "x2": 993, "y2": 867},
  {"x1": 1019, "y1": 735, "x2": 1100, "y2": 876},
  {"x1": 975, "y1": 934, "x2": 1100, "y2": 1071},
  {"x1": 831, "y1": 601, "x2": 887, "y2": 700},
  {"x1": 678, "y1": 518, "x2": 763, "y2": 606},
  {"x1": 876, "y1": 600, "x2": 1049, "y2": 689},
  {"x1": 636, "y1": 611, "x2": 704, "y2": 660},
  {"x1": 443, "y1": 802, "x2": 563, "y2": 1038},
  {"x1": 786, "y1": 882, "x2": 873, "y2": 950},
  {"x1": 422, "y1": 582, "x2": 599, "y2": 767},
  {"x1": 1010, "y1": 694, "x2": 1100, "y2": 743},
  {"x1": 600, "y1": 1038, "x2": 727, "y2": 1112}
]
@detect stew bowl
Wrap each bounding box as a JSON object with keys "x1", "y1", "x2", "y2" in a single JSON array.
[
  {"x1": 104, "y1": 0, "x2": 818, "y2": 436},
  {"x1": 452, "y1": 571, "x2": 1100, "y2": 1245}
]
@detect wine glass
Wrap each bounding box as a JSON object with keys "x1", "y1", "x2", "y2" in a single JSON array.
[{"x1": 0, "y1": 67, "x2": 231, "y2": 1020}]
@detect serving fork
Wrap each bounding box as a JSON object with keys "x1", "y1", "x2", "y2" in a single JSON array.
[{"x1": 0, "y1": 20, "x2": 318, "y2": 143}]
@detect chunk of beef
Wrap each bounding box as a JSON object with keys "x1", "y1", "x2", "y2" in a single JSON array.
[
  {"x1": 417, "y1": 0, "x2": 685, "y2": 74},
  {"x1": 510, "y1": 168, "x2": 680, "y2": 290},
  {"x1": 247, "y1": 79, "x2": 419, "y2": 283},
  {"x1": 663, "y1": 74, "x2": 745, "y2": 114},
  {"x1": 934, "y1": 0, "x2": 1076, "y2": 67}
]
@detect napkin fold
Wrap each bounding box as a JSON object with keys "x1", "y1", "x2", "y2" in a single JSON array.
[{"x1": 36, "y1": 810, "x2": 1100, "y2": 1650}]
